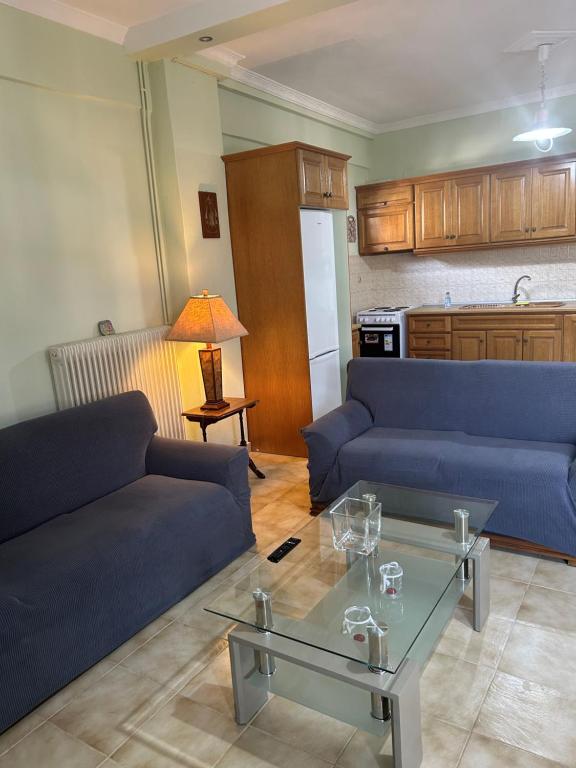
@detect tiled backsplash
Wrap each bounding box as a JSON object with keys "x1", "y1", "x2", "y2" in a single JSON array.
[{"x1": 349, "y1": 243, "x2": 576, "y2": 319}]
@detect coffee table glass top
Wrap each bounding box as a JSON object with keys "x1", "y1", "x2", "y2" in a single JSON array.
[{"x1": 206, "y1": 482, "x2": 497, "y2": 674}]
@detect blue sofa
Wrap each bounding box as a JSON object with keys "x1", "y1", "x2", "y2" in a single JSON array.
[
  {"x1": 303, "y1": 358, "x2": 576, "y2": 558},
  {"x1": 0, "y1": 391, "x2": 254, "y2": 733}
]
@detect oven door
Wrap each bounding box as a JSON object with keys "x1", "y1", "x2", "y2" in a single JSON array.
[{"x1": 359, "y1": 325, "x2": 401, "y2": 357}]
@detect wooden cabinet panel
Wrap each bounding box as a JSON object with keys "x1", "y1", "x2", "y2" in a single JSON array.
[
  {"x1": 299, "y1": 150, "x2": 325, "y2": 207},
  {"x1": 325, "y1": 155, "x2": 348, "y2": 209},
  {"x1": 358, "y1": 204, "x2": 413, "y2": 253},
  {"x1": 357, "y1": 184, "x2": 413, "y2": 208},
  {"x1": 563, "y1": 315, "x2": 576, "y2": 361},
  {"x1": 486, "y1": 330, "x2": 523, "y2": 360},
  {"x1": 452, "y1": 313, "x2": 562, "y2": 331},
  {"x1": 531, "y1": 161, "x2": 576, "y2": 239},
  {"x1": 451, "y1": 174, "x2": 490, "y2": 245},
  {"x1": 415, "y1": 180, "x2": 451, "y2": 248},
  {"x1": 409, "y1": 333, "x2": 451, "y2": 351},
  {"x1": 352, "y1": 328, "x2": 360, "y2": 358},
  {"x1": 490, "y1": 167, "x2": 532, "y2": 242},
  {"x1": 523, "y1": 330, "x2": 562, "y2": 361},
  {"x1": 410, "y1": 351, "x2": 451, "y2": 359},
  {"x1": 408, "y1": 315, "x2": 451, "y2": 333},
  {"x1": 452, "y1": 331, "x2": 486, "y2": 360}
]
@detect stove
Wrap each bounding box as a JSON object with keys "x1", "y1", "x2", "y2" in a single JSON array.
[{"x1": 356, "y1": 306, "x2": 413, "y2": 358}]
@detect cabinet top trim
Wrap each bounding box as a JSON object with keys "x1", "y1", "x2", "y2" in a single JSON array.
[
  {"x1": 357, "y1": 152, "x2": 576, "y2": 192},
  {"x1": 222, "y1": 141, "x2": 351, "y2": 164}
]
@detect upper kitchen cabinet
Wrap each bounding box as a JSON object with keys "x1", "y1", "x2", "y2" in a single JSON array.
[
  {"x1": 491, "y1": 160, "x2": 576, "y2": 242},
  {"x1": 415, "y1": 179, "x2": 451, "y2": 249},
  {"x1": 490, "y1": 166, "x2": 532, "y2": 242},
  {"x1": 531, "y1": 160, "x2": 576, "y2": 239},
  {"x1": 415, "y1": 173, "x2": 489, "y2": 250},
  {"x1": 297, "y1": 147, "x2": 350, "y2": 209},
  {"x1": 357, "y1": 183, "x2": 414, "y2": 254}
]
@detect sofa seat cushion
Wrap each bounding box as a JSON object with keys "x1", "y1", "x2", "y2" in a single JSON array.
[
  {"x1": 333, "y1": 427, "x2": 576, "y2": 552},
  {"x1": 0, "y1": 474, "x2": 253, "y2": 725}
]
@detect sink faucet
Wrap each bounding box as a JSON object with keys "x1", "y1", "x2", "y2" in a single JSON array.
[{"x1": 512, "y1": 275, "x2": 532, "y2": 304}]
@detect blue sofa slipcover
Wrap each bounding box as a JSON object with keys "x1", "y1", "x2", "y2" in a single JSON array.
[
  {"x1": 303, "y1": 358, "x2": 576, "y2": 558},
  {"x1": 0, "y1": 391, "x2": 254, "y2": 733}
]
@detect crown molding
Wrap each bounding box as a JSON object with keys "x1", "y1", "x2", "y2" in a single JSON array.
[
  {"x1": 1, "y1": 0, "x2": 126, "y2": 43},
  {"x1": 222, "y1": 63, "x2": 380, "y2": 134},
  {"x1": 374, "y1": 81, "x2": 576, "y2": 133},
  {"x1": 201, "y1": 47, "x2": 576, "y2": 137}
]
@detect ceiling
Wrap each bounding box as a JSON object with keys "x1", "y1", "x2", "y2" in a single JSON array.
[
  {"x1": 5, "y1": 0, "x2": 576, "y2": 131},
  {"x1": 218, "y1": 0, "x2": 576, "y2": 128}
]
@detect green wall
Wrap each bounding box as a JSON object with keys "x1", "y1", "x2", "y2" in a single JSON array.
[
  {"x1": 372, "y1": 94, "x2": 576, "y2": 180},
  {"x1": 219, "y1": 82, "x2": 373, "y2": 390},
  {"x1": 148, "y1": 61, "x2": 245, "y2": 443},
  {"x1": 0, "y1": 5, "x2": 164, "y2": 427}
]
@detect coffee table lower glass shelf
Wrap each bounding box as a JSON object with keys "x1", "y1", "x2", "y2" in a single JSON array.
[{"x1": 206, "y1": 482, "x2": 497, "y2": 768}]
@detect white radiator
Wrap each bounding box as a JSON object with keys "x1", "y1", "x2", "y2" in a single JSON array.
[{"x1": 48, "y1": 325, "x2": 185, "y2": 439}]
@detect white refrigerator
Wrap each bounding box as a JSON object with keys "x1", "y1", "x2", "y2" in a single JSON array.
[{"x1": 300, "y1": 209, "x2": 342, "y2": 420}]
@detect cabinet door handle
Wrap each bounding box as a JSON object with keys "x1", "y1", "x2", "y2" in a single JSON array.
[
  {"x1": 524, "y1": 227, "x2": 530, "y2": 232},
  {"x1": 383, "y1": 201, "x2": 388, "y2": 206},
  {"x1": 383, "y1": 246, "x2": 389, "y2": 251},
  {"x1": 532, "y1": 227, "x2": 537, "y2": 232}
]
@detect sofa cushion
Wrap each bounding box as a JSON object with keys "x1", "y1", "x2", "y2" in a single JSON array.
[
  {"x1": 0, "y1": 474, "x2": 254, "y2": 728},
  {"x1": 333, "y1": 427, "x2": 576, "y2": 551},
  {"x1": 0, "y1": 391, "x2": 157, "y2": 544},
  {"x1": 347, "y1": 359, "x2": 576, "y2": 444}
]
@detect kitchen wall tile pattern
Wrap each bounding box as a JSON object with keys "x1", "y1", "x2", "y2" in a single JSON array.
[{"x1": 349, "y1": 243, "x2": 576, "y2": 317}]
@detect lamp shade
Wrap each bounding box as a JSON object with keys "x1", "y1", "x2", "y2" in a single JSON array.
[{"x1": 167, "y1": 290, "x2": 248, "y2": 344}]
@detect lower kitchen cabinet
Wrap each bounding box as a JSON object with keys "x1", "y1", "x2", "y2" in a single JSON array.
[
  {"x1": 409, "y1": 350, "x2": 451, "y2": 359},
  {"x1": 522, "y1": 330, "x2": 562, "y2": 361},
  {"x1": 452, "y1": 331, "x2": 486, "y2": 360},
  {"x1": 563, "y1": 315, "x2": 576, "y2": 361},
  {"x1": 486, "y1": 330, "x2": 523, "y2": 360}
]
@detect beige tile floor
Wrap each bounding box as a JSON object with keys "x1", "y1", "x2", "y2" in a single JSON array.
[{"x1": 1, "y1": 453, "x2": 575, "y2": 768}]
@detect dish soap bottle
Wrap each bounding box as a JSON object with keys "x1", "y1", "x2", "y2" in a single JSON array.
[{"x1": 444, "y1": 291, "x2": 452, "y2": 309}]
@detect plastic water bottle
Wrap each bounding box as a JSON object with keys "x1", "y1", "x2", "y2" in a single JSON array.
[{"x1": 444, "y1": 291, "x2": 452, "y2": 308}]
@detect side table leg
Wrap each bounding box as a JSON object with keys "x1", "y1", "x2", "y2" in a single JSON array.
[
  {"x1": 470, "y1": 537, "x2": 490, "y2": 632},
  {"x1": 391, "y1": 660, "x2": 423, "y2": 768},
  {"x1": 229, "y1": 634, "x2": 268, "y2": 725},
  {"x1": 200, "y1": 421, "x2": 208, "y2": 443},
  {"x1": 238, "y1": 410, "x2": 266, "y2": 479}
]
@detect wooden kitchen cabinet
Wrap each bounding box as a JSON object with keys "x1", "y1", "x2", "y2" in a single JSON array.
[
  {"x1": 451, "y1": 174, "x2": 490, "y2": 245},
  {"x1": 491, "y1": 160, "x2": 576, "y2": 243},
  {"x1": 298, "y1": 148, "x2": 349, "y2": 209},
  {"x1": 563, "y1": 315, "x2": 576, "y2": 360},
  {"x1": 490, "y1": 167, "x2": 532, "y2": 242},
  {"x1": 415, "y1": 179, "x2": 451, "y2": 249},
  {"x1": 415, "y1": 174, "x2": 489, "y2": 249},
  {"x1": 352, "y1": 327, "x2": 360, "y2": 358},
  {"x1": 357, "y1": 183, "x2": 414, "y2": 254},
  {"x1": 531, "y1": 160, "x2": 576, "y2": 239},
  {"x1": 358, "y1": 203, "x2": 413, "y2": 253},
  {"x1": 452, "y1": 331, "x2": 486, "y2": 360},
  {"x1": 223, "y1": 141, "x2": 350, "y2": 457},
  {"x1": 486, "y1": 329, "x2": 523, "y2": 360},
  {"x1": 522, "y1": 330, "x2": 562, "y2": 361}
]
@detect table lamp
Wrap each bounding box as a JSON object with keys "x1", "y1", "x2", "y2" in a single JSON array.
[{"x1": 167, "y1": 289, "x2": 248, "y2": 411}]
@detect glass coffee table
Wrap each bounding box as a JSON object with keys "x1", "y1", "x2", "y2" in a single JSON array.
[{"x1": 206, "y1": 481, "x2": 497, "y2": 768}]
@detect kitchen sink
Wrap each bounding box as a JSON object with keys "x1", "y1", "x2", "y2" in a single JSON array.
[{"x1": 459, "y1": 301, "x2": 565, "y2": 310}]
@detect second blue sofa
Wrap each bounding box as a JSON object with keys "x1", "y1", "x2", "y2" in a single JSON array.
[{"x1": 303, "y1": 358, "x2": 576, "y2": 558}]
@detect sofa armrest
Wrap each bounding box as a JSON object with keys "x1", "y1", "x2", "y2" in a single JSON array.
[
  {"x1": 146, "y1": 436, "x2": 250, "y2": 508},
  {"x1": 301, "y1": 400, "x2": 373, "y2": 499}
]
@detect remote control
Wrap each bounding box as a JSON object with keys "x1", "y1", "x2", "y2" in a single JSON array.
[{"x1": 267, "y1": 537, "x2": 301, "y2": 563}]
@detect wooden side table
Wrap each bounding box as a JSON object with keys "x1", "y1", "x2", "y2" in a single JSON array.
[{"x1": 182, "y1": 397, "x2": 265, "y2": 479}]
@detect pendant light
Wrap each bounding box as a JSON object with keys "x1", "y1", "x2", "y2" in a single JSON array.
[{"x1": 513, "y1": 43, "x2": 572, "y2": 153}]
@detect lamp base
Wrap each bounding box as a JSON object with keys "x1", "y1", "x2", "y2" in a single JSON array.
[
  {"x1": 200, "y1": 399, "x2": 230, "y2": 411},
  {"x1": 198, "y1": 347, "x2": 229, "y2": 411}
]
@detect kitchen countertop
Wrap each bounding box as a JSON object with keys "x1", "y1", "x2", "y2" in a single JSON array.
[
  {"x1": 407, "y1": 302, "x2": 576, "y2": 315},
  {"x1": 352, "y1": 323, "x2": 361, "y2": 331}
]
